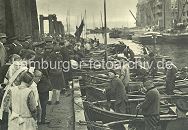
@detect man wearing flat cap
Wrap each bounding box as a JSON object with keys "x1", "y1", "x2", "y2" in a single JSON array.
[
  {"x1": 23, "y1": 35, "x2": 33, "y2": 49},
  {"x1": 105, "y1": 69, "x2": 128, "y2": 113},
  {"x1": 105, "y1": 69, "x2": 128, "y2": 130},
  {"x1": 166, "y1": 99, "x2": 188, "y2": 130},
  {"x1": 8, "y1": 36, "x2": 23, "y2": 55},
  {"x1": 0, "y1": 33, "x2": 7, "y2": 67},
  {"x1": 136, "y1": 79, "x2": 160, "y2": 130}
]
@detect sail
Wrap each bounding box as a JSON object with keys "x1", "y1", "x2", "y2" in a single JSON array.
[{"x1": 74, "y1": 19, "x2": 84, "y2": 40}]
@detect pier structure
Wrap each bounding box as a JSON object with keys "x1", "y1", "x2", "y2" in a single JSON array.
[{"x1": 39, "y1": 14, "x2": 65, "y2": 36}]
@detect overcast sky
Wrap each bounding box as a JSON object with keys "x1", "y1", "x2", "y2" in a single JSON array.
[{"x1": 36, "y1": 0, "x2": 138, "y2": 31}]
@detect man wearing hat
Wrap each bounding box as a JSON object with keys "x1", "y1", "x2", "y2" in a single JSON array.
[
  {"x1": 23, "y1": 35, "x2": 33, "y2": 49},
  {"x1": 105, "y1": 69, "x2": 128, "y2": 130},
  {"x1": 8, "y1": 36, "x2": 23, "y2": 55},
  {"x1": 165, "y1": 60, "x2": 178, "y2": 95},
  {"x1": 105, "y1": 69, "x2": 128, "y2": 113},
  {"x1": 0, "y1": 33, "x2": 7, "y2": 67},
  {"x1": 166, "y1": 99, "x2": 188, "y2": 130},
  {"x1": 136, "y1": 79, "x2": 160, "y2": 130}
]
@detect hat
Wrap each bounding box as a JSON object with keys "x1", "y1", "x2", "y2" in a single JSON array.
[
  {"x1": 75, "y1": 42, "x2": 81, "y2": 46},
  {"x1": 33, "y1": 41, "x2": 45, "y2": 47},
  {"x1": 176, "y1": 99, "x2": 188, "y2": 112},
  {"x1": 0, "y1": 33, "x2": 7, "y2": 38},
  {"x1": 181, "y1": 67, "x2": 188, "y2": 72},
  {"x1": 9, "y1": 36, "x2": 18, "y2": 41},
  {"x1": 25, "y1": 35, "x2": 32, "y2": 39},
  {"x1": 45, "y1": 45, "x2": 53, "y2": 49},
  {"x1": 45, "y1": 37, "x2": 53, "y2": 42},
  {"x1": 165, "y1": 57, "x2": 172, "y2": 62}
]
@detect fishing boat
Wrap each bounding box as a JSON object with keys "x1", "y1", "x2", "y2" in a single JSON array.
[
  {"x1": 109, "y1": 28, "x2": 134, "y2": 40},
  {"x1": 83, "y1": 99, "x2": 180, "y2": 130},
  {"x1": 132, "y1": 31, "x2": 164, "y2": 44},
  {"x1": 162, "y1": 32, "x2": 188, "y2": 44}
]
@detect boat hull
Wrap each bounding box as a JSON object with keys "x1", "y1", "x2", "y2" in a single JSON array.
[
  {"x1": 83, "y1": 101, "x2": 178, "y2": 130},
  {"x1": 162, "y1": 34, "x2": 188, "y2": 44},
  {"x1": 132, "y1": 33, "x2": 188, "y2": 44},
  {"x1": 132, "y1": 35, "x2": 164, "y2": 44}
]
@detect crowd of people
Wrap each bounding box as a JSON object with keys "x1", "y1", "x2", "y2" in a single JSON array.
[
  {"x1": 0, "y1": 32, "x2": 100, "y2": 130},
  {"x1": 0, "y1": 31, "x2": 188, "y2": 130}
]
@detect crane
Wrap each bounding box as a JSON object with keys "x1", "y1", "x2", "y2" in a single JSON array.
[{"x1": 129, "y1": 10, "x2": 137, "y2": 22}]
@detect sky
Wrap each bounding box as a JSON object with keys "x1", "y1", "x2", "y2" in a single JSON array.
[{"x1": 36, "y1": 0, "x2": 138, "y2": 31}]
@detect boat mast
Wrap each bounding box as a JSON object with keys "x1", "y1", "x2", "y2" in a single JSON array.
[
  {"x1": 104, "y1": 0, "x2": 107, "y2": 45},
  {"x1": 104, "y1": 0, "x2": 108, "y2": 64},
  {"x1": 163, "y1": 0, "x2": 166, "y2": 29},
  {"x1": 66, "y1": 10, "x2": 69, "y2": 34},
  {"x1": 177, "y1": 0, "x2": 180, "y2": 23},
  {"x1": 84, "y1": 9, "x2": 87, "y2": 38},
  {"x1": 100, "y1": 11, "x2": 104, "y2": 29}
]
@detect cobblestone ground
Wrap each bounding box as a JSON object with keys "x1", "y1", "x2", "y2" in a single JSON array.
[{"x1": 39, "y1": 91, "x2": 74, "y2": 130}]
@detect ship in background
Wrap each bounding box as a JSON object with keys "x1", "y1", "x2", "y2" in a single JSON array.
[
  {"x1": 109, "y1": 27, "x2": 134, "y2": 39},
  {"x1": 133, "y1": 0, "x2": 188, "y2": 44}
]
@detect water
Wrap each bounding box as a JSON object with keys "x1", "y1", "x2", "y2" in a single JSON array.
[
  {"x1": 87, "y1": 33, "x2": 143, "y2": 55},
  {"x1": 87, "y1": 34, "x2": 188, "y2": 68}
]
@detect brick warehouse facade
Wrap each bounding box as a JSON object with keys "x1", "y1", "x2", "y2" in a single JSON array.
[{"x1": 136, "y1": 0, "x2": 188, "y2": 30}]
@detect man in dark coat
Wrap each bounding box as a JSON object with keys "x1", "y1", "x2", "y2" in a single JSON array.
[
  {"x1": 148, "y1": 52, "x2": 158, "y2": 78},
  {"x1": 60, "y1": 42, "x2": 71, "y2": 89},
  {"x1": 137, "y1": 79, "x2": 160, "y2": 130},
  {"x1": 105, "y1": 69, "x2": 128, "y2": 113},
  {"x1": 165, "y1": 61, "x2": 177, "y2": 95},
  {"x1": 105, "y1": 70, "x2": 128, "y2": 130},
  {"x1": 36, "y1": 70, "x2": 52, "y2": 124},
  {"x1": 166, "y1": 99, "x2": 188, "y2": 130},
  {"x1": 123, "y1": 46, "x2": 135, "y2": 61}
]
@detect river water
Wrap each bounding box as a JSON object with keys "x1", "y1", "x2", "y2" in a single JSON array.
[{"x1": 87, "y1": 34, "x2": 188, "y2": 68}]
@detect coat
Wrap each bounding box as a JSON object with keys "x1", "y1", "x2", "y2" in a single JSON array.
[
  {"x1": 37, "y1": 76, "x2": 52, "y2": 93},
  {"x1": 140, "y1": 87, "x2": 160, "y2": 116},
  {"x1": 106, "y1": 77, "x2": 128, "y2": 113}
]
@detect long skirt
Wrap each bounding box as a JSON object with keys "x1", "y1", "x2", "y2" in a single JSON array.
[
  {"x1": 49, "y1": 72, "x2": 65, "y2": 90},
  {"x1": 8, "y1": 117, "x2": 37, "y2": 130}
]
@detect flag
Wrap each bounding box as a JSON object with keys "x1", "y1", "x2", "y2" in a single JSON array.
[{"x1": 74, "y1": 19, "x2": 84, "y2": 39}]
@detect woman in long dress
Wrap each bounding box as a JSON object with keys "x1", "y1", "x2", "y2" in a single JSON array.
[
  {"x1": 3, "y1": 71, "x2": 37, "y2": 130},
  {"x1": 47, "y1": 51, "x2": 65, "y2": 105}
]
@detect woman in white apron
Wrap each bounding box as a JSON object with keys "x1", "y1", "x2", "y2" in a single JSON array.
[{"x1": 3, "y1": 71, "x2": 37, "y2": 130}]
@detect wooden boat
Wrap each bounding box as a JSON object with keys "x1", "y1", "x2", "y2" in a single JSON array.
[
  {"x1": 84, "y1": 86, "x2": 188, "y2": 103},
  {"x1": 82, "y1": 73, "x2": 188, "y2": 93},
  {"x1": 83, "y1": 100, "x2": 179, "y2": 130},
  {"x1": 132, "y1": 32, "x2": 164, "y2": 45},
  {"x1": 162, "y1": 32, "x2": 188, "y2": 44}
]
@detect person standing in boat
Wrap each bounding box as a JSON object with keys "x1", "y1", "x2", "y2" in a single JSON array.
[
  {"x1": 105, "y1": 69, "x2": 128, "y2": 113},
  {"x1": 166, "y1": 99, "x2": 188, "y2": 130},
  {"x1": 165, "y1": 60, "x2": 178, "y2": 95},
  {"x1": 148, "y1": 52, "x2": 158, "y2": 78},
  {"x1": 120, "y1": 61, "x2": 130, "y2": 92},
  {"x1": 136, "y1": 79, "x2": 160, "y2": 130},
  {"x1": 123, "y1": 46, "x2": 135, "y2": 61}
]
